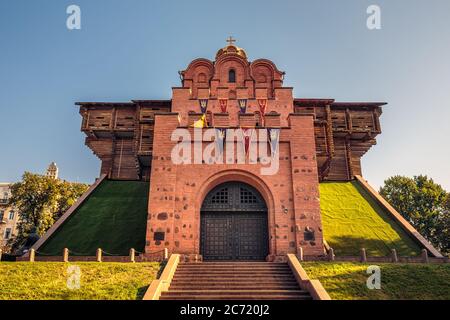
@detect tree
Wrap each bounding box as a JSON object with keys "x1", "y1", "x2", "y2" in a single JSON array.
[
  {"x1": 8, "y1": 172, "x2": 89, "y2": 253},
  {"x1": 380, "y1": 175, "x2": 449, "y2": 256},
  {"x1": 434, "y1": 196, "x2": 450, "y2": 256}
]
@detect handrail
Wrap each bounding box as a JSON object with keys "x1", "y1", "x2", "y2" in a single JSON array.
[
  {"x1": 287, "y1": 254, "x2": 331, "y2": 300},
  {"x1": 143, "y1": 254, "x2": 180, "y2": 300}
]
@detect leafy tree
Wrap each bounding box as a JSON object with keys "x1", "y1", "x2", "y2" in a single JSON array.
[
  {"x1": 54, "y1": 180, "x2": 89, "y2": 220},
  {"x1": 8, "y1": 172, "x2": 89, "y2": 252},
  {"x1": 380, "y1": 175, "x2": 449, "y2": 256}
]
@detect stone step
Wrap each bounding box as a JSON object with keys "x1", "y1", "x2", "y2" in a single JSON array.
[
  {"x1": 171, "y1": 282, "x2": 298, "y2": 287},
  {"x1": 160, "y1": 295, "x2": 312, "y2": 300},
  {"x1": 161, "y1": 262, "x2": 311, "y2": 301},
  {"x1": 171, "y1": 280, "x2": 299, "y2": 285},
  {"x1": 178, "y1": 262, "x2": 289, "y2": 268},
  {"x1": 172, "y1": 274, "x2": 295, "y2": 283},
  {"x1": 178, "y1": 265, "x2": 290, "y2": 269},
  {"x1": 176, "y1": 268, "x2": 290, "y2": 272},
  {"x1": 173, "y1": 276, "x2": 297, "y2": 281},
  {"x1": 175, "y1": 270, "x2": 292, "y2": 277},
  {"x1": 180, "y1": 263, "x2": 287, "y2": 266},
  {"x1": 170, "y1": 285, "x2": 301, "y2": 290},
  {"x1": 160, "y1": 290, "x2": 312, "y2": 300},
  {"x1": 162, "y1": 290, "x2": 308, "y2": 296},
  {"x1": 175, "y1": 272, "x2": 292, "y2": 277},
  {"x1": 176, "y1": 267, "x2": 291, "y2": 272}
]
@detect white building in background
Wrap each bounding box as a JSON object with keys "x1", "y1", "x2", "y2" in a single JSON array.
[
  {"x1": 0, "y1": 183, "x2": 19, "y2": 251},
  {"x1": 0, "y1": 162, "x2": 60, "y2": 252},
  {"x1": 46, "y1": 162, "x2": 59, "y2": 180}
]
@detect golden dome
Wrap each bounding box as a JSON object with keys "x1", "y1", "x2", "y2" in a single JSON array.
[{"x1": 216, "y1": 37, "x2": 248, "y2": 60}]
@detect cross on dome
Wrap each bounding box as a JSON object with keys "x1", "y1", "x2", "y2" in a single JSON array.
[
  {"x1": 216, "y1": 36, "x2": 247, "y2": 60},
  {"x1": 226, "y1": 36, "x2": 236, "y2": 46}
]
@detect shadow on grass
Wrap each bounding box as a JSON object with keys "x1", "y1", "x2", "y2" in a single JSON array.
[
  {"x1": 136, "y1": 262, "x2": 167, "y2": 300},
  {"x1": 303, "y1": 261, "x2": 450, "y2": 300},
  {"x1": 156, "y1": 260, "x2": 167, "y2": 279},
  {"x1": 136, "y1": 286, "x2": 149, "y2": 300}
]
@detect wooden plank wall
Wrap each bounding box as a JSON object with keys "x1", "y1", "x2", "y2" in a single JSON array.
[
  {"x1": 80, "y1": 103, "x2": 170, "y2": 181},
  {"x1": 295, "y1": 103, "x2": 382, "y2": 181},
  {"x1": 80, "y1": 101, "x2": 381, "y2": 182}
]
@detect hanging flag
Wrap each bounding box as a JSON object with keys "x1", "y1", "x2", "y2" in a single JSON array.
[
  {"x1": 240, "y1": 128, "x2": 255, "y2": 156},
  {"x1": 214, "y1": 128, "x2": 226, "y2": 160},
  {"x1": 258, "y1": 99, "x2": 267, "y2": 126},
  {"x1": 192, "y1": 114, "x2": 207, "y2": 128},
  {"x1": 238, "y1": 99, "x2": 247, "y2": 114},
  {"x1": 219, "y1": 99, "x2": 228, "y2": 113},
  {"x1": 199, "y1": 99, "x2": 208, "y2": 114},
  {"x1": 268, "y1": 128, "x2": 280, "y2": 158}
]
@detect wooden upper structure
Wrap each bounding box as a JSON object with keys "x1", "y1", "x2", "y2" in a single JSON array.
[{"x1": 77, "y1": 44, "x2": 386, "y2": 182}]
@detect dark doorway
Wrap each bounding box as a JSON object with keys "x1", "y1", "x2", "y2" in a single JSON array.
[{"x1": 200, "y1": 182, "x2": 269, "y2": 261}]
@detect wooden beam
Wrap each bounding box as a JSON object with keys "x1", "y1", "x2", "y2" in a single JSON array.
[{"x1": 345, "y1": 139, "x2": 354, "y2": 179}]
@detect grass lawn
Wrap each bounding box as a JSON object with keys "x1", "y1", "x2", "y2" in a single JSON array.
[
  {"x1": 0, "y1": 262, "x2": 160, "y2": 300},
  {"x1": 303, "y1": 262, "x2": 450, "y2": 300},
  {"x1": 38, "y1": 180, "x2": 149, "y2": 256},
  {"x1": 1, "y1": 262, "x2": 448, "y2": 300},
  {"x1": 319, "y1": 181, "x2": 422, "y2": 256}
]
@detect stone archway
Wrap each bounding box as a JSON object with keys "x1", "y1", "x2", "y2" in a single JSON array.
[{"x1": 200, "y1": 181, "x2": 269, "y2": 261}]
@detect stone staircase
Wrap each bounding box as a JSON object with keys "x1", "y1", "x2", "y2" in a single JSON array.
[{"x1": 159, "y1": 262, "x2": 312, "y2": 300}]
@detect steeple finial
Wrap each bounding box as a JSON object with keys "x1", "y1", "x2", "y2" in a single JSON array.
[{"x1": 226, "y1": 36, "x2": 236, "y2": 46}]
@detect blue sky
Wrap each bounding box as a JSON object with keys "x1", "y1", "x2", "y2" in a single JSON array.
[{"x1": 0, "y1": 0, "x2": 449, "y2": 190}]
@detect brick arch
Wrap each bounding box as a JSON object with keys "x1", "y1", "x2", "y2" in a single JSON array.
[
  {"x1": 250, "y1": 59, "x2": 285, "y2": 81},
  {"x1": 181, "y1": 58, "x2": 214, "y2": 84},
  {"x1": 214, "y1": 56, "x2": 251, "y2": 83},
  {"x1": 194, "y1": 169, "x2": 277, "y2": 259},
  {"x1": 183, "y1": 58, "x2": 214, "y2": 75}
]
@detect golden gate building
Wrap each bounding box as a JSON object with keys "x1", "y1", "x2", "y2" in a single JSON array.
[{"x1": 75, "y1": 42, "x2": 387, "y2": 261}]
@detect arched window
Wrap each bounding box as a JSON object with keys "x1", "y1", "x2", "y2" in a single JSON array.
[
  {"x1": 197, "y1": 73, "x2": 207, "y2": 83},
  {"x1": 228, "y1": 69, "x2": 236, "y2": 83}
]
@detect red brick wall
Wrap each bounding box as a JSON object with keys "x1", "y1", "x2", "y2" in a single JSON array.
[
  {"x1": 146, "y1": 114, "x2": 324, "y2": 258},
  {"x1": 145, "y1": 52, "x2": 324, "y2": 259}
]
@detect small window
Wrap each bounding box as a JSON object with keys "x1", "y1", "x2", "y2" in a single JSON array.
[
  {"x1": 4, "y1": 228, "x2": 11, "y2": 239},
  {"x1": 211, "y1": 188, "x2": 229, "y2": 204},
  {"x1": 0, "y1": 210, "x2": 4, "y2": 221},
  {"x1": 240, "y1": 187, "x2": 258, "y2": 204},
  {"x1": 228, "y1": 69, "x2": 236, "y2": 83},
  {"x1": 9, "y1": 211, "x2": 14, "y2": 220},
  {"x1": 154, "y1": 232, "x2": 165, "y2": 241},
  {"x1": 198, "y1": 73, "x2": 207, "y2": 83}
]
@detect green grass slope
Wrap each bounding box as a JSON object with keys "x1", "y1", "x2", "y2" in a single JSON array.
[
  {"x1": 303, "y1": 262, "x2": 450, "y2": 300},
  {"x1": 0, "y1": 262, "x2": 160, "y2": 300},
  {"x1": 38, "y1": 180, "x2": 149, "y2": 256},
  {"x1": 319, "y1": 181, "x2": 422, "y2": 256}
]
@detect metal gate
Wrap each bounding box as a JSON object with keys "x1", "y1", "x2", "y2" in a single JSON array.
[{"x1": 200, "y1": 182, "x2": 268, "y2": 261}]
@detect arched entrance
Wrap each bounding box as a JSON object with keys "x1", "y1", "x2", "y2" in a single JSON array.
[{"x1": 200, "y1": 182, "x2": 269, "y2": 261}]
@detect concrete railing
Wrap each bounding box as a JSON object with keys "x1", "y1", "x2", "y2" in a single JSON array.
[
  {"x1": 143, "y1": 254, "x2": 180, "y2": 300},
  {"x1": 287, "y1": 254, "x2": 331, "y2": 300}
]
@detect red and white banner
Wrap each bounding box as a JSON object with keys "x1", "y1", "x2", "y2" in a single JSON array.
[
  {"x1": 219, "y1": 99, "x2": 228, "y2": 113},
  {"x1": 258, "y1": 99, "x2": 267, "y2": 126},
  {"x1": 240, "y1": 128, "x2": 255, "y2": 156}
]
